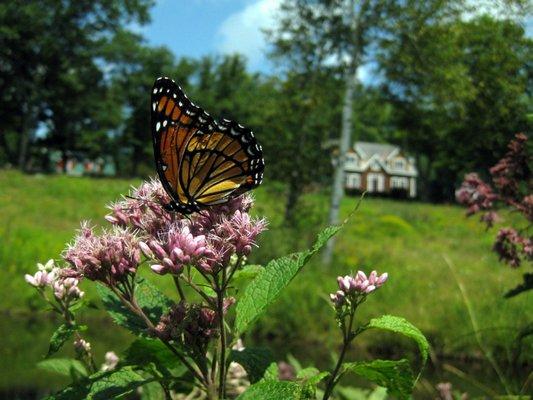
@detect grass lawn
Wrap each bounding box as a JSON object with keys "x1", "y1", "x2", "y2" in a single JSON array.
[{"x1": 0, "y1": 170, "x2": 530, "y2": 396}]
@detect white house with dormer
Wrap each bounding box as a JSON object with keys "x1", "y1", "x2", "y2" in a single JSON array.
[{"x1": 344, "y1": 142, "x2": 418, "y2": 198}]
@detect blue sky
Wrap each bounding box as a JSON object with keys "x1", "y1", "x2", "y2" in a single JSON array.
[
  {"x1": 139, "y1": 0, "x2": 532, "y2": 77},
  {"x1": 139, "y1": 0, "x2": 281, "y2": 73}
]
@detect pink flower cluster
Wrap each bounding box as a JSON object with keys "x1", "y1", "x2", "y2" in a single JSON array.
[
  {"x1": 455, "y1": 173, "x2": 497, "y2": 217},
  {"x1": 490, "y1": 133, "x2": 529, "y2": 202},
  {"x1": 63, "y1": 223, "x2": 140, "y2": 283},
  {"x1": 25, "y1": 260, "x2": 85, "y2": 302},
  {"x1": 457, "y1": 134, "x2": 532, "y2": 268},
  {"x1": 330, "y1": 270, "x2": 388, "y2": 307},
  {"x1": 142, "y1": 225, "x2": 214, "y2": 275},
  {"x1": 493, "y1": 228, "x2": 532, "y2": 268},
  {"x1": 105, "y1": 178, "x2": 173, "y2": 236},
  {"x1": 130, "y1": 186, "x2": 266, "y2": 276}
]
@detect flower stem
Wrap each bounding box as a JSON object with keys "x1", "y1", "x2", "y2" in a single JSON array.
[
  {"x1": 173, "y1": 275, "x2": 186, "y2": 301},
  {"x1": 216, "y1": 269, "x2": 228, "y2": 399},
  {"x1": 323, "y1": 310, "x2": 356, "y2": 400}
]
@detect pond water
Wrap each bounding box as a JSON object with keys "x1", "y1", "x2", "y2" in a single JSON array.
[{"x1": 1, "y1": 313, "x2": 528, "y2": 399}]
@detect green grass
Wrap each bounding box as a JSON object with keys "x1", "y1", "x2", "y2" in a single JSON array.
[{"x1": 0, "y1": 170, "x2": 531, "y2": 396}]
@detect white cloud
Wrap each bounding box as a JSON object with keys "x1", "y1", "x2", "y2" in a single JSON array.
[{"x1": 216, "y1": 0, "x2": 282, "y2": 70}]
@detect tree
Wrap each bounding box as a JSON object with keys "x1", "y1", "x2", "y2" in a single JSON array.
[
  {"x1": 380, "y1": 14, "x2": 532, "y2": 200},
  {"x1": 0, "y1": 0, "x2": 154, "y2": 170},
  {"x1": 270, "y1": 0, "x2": 470, "y2": 261}
]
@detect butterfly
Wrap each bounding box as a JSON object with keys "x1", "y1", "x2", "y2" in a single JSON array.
[{"x1": 151, "y1": 77, "x2": 265, "y2": 214}]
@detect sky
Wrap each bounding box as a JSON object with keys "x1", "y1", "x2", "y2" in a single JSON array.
[
  {"x1": 139, "y1": 0, "x2": 533, "y2": 77},
  {"x1": 140, "y1": 0, "x2": 281, "y2": 73}
]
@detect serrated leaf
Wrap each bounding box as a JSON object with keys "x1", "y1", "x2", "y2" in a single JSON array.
[
  {"x1": 123, "y1": 338, "x2": 190, "y2": 378},
  {"x1": 97, "y1": 277, "x2": 173, "y2": 335},
  {"x1": 232, "y1": 265, "x2": 263, "y2": 286},
  {"x1": 235, "y1": 225, "x2": 341, "y2": 335},
  {"x1": 229, "y1": 347, "x2": 274, "y2": 383},
  {"x1": 301, "y1": 370, "x2": 329, "y2": 386},
  {"x1": 38, "y1": 358, "x2": 88, "y2": 378},
  {"x1": 261, "y1": 362, "x2": 280, "y2": 382},
  {"x1": 47, "y1": 324, "x2": 78, "y2": 357},
  {"x1": 299, "y1": 368, "x2": 330, "y2": 399},
  {"x1": 237, "y1": 380, "x2": 302, "y2": 400},
  {"x1": 342, "y1": 359, "x2": 414, "y2": 400},
  {"x1": 365, "y1": 315, "x2": 429, "y2": 365},
  {"x1": 44, "y1": 367, "x2": 152, "y2": 400}
]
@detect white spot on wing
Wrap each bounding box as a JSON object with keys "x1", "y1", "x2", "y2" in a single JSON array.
[
  {"x1": 156, "y1": 122, "x2": 161, "y2": 131},
  {"x1": 163, "y1": 120, "x2": 168, "y2": 127}
]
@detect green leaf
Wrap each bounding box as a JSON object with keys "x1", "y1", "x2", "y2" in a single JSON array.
[
  {"x1": 139, "y1": 381, "x2": 166, "y2": 400},
  {"x1": 235, "y1": 225, "x2": 341, "y2": 334},
  {"x1": 261, "y1": 362, "x2": 280, "y2": 382},
  {"x1": 298, "y1": 368, "x2": 330, "y2": 399},
  {"x1": 365, "y1": 315, "x2": 429, "y2": 365},
  {"x1": 97, "y1": 277, "x2": 173, "y2": 335},
  {"x1": 123, "y1": 338, "x2": 190, "y2": 378},
  {"x1": 237, "y1": 381, "x2": 302, "y2": 400},
  {"x1": 45, "y1": 367, "x2": 152, "y2": 400},
  {"x1": 232, "y1": 264, "x2": 263, "y2": 286},
  {"x1": 47, "y1": 324, "x2": 79, "y2": 357},
  {"x1": 299, "y1": 369, "x2": 329, "y2": 386},
  {"x1": 229, "y1": 347, "x2": 274, "y2": 383},
  {"x1": 342, "y1": 359, "x2": 415, "y2": 400},
  {"x1": 37, "y1": 358, "x2": 88, "y2": 378}
]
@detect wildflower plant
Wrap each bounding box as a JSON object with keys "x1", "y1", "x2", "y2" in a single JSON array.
[
  {"x1": 26, "y1": 179, "x2": 428, "y2": 399},
  {"x1": 457, "y1": 133, "x2": 532, "y2": 297}
]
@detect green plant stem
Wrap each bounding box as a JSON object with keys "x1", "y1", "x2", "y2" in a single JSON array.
[
  {"x1": 323, "y1": 310, "x2": 356, "y2": 400},
  {"x1": 181, "y1": 274, "x2": 216, "y2": 306},
  {"x1": 444, "y1": 255, "x2": 512, "y2": 394},
  {"x1": 216, "y1": 268, "x2": 228, "y2": 399},
  {"x1": 173, "y1": 275, "x2": 186, "y2": 301},
  {"x1": 222, "y1": 255, "x2": 243, "y2": 291}
]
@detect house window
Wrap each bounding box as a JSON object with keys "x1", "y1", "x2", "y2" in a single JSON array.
[
  {"x1": 367, "y1": 173, "x2": 385, "y2": 192},
  {"x1": 346, "y1": 153, "x2": 358, "y2": 166},
  {"x1": 345, "y1": 173, "x2": 361, "y2": 189},
  {"x1": 390, "y1": 176, "x2": 408, "y2": 189},
  {"x1": 394, "y1": 159, "x2": 405, "y2": 170}
]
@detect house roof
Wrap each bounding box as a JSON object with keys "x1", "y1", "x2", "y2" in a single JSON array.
[
  {"x1": 354, "y1": 142, "x2": 398, "y2": 159},
  {"x1": 347, "y1": 141, "x2": 418, "y2": 177}
]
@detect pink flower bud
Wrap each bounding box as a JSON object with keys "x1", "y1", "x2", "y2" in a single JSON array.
[
  {"x1": 151, "y1": 264, "x2": 166, "y2": 274},
  {"x1": 356, "y1": 271, "x2": 367, "y2": 282},
  {"x1": 149, "y1": 241, "x2": 168, "y2": 260},
  {"x1": 105, "y1": 215, "x2": 119, "y2": 224},
  {"x1": 171, "y1": 247, "x2": 184, "y2": 262},
  {"x1": 163, "y1": 257, "x2": 174, "y2": 270},
  {"x1": 368, "y1": 270, "x2": 378, "y2": 285},
  {"x1": 376, "y1": 273, "x2": 388, "y2": 285},
  {"x1": 139, "y1": 242, "x2": 154, "y2": 258},
  {"x1": 364, "y1": 285, "x2": 376, "y2": 293}
]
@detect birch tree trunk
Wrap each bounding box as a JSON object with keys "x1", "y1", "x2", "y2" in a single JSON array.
[{"x1": 322, "y1": 67, "x2": 357, "y2": 264}]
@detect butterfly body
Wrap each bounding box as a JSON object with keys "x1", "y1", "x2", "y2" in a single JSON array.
[{"x1": 151, "y1": 77, "x2": 264, "y2": 214}]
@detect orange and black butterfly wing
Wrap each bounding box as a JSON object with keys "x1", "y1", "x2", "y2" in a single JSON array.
[
  {"x1": 181, "y1": 119, "x2": 264, "y2": 208},
  {"x1": 151, "y1": 77, "x2": 264, "y2": 213}
]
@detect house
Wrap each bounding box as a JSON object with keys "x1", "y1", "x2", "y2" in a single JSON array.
[
  {"x1": 49, "y1": 151, "x2": 116, "y2": 176},
  {"x1": 344, "y1": 142, "x2": 418, "y2": 198}
]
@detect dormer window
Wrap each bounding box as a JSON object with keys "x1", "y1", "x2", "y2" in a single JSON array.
[
  {"x1": 346, "y1": 153, "x2": 358, "y2": 165},
  {"x1": 394, "y1": 159, "x2": 405, "y2": 170}
]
